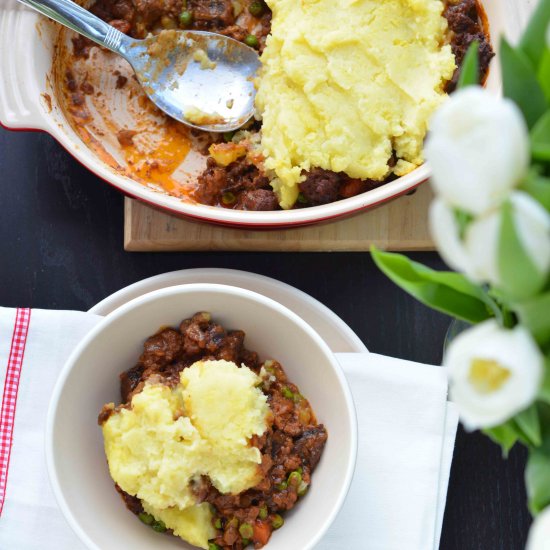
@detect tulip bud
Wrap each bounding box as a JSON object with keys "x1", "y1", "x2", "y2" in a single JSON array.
[
  {"x1": 430, "y1": 193, "x2": 550, "y2": 297},
  {"x1": 446, "y1": 319, "x2": 544, "y2": 430},
  {"x1": 425, "y1": 87, "x2": 530, "y2": 215}
]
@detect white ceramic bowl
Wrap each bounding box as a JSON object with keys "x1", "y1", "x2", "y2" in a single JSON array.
[
  {"x1": 46, "y1": 283, "x2": 357, "y2": 550},
  {"x1": 0, "y1": 0, "x2": 518, "y2": 228}
]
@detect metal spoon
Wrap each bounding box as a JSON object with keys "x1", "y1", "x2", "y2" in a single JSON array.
[{"x1": 18, "y1": 0, "x2": 261, "y2": 132}]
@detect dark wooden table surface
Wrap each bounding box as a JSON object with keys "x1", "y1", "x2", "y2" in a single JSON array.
[{"x1": 0, "y1": 127, "x2": 530, "y2": 549}]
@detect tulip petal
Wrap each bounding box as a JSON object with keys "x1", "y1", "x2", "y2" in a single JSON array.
[
  {"x1": 511, "y1": 192, "x2": 550, "y2": 276},
  {"x1": 429, "y1": 199, "x2": 475, "y2": 276},
  {"x1": 464, "y1": 212, "x2": 501, "y2": 285}
]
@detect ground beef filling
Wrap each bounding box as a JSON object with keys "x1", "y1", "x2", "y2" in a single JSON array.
[
  {"x1": 106, "y1": 312, "x2": 327, "y2": 550},
  {"x1": 195, "y1": 157, "x2": 277, "y2": 211},
  {"x1": 84, "y1": 0, "x2": 270, "y2": 46},
  {"x1": 80, "y1": 0, "x2": 493, "y2": 211},
  {"x1": 444, "y1": 0, "x2": 494, "y2": 92}
]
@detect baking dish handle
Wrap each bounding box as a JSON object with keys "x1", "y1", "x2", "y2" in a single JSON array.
[{"x1": 0, "y1": 0, "x2": 51, "y2": 131}]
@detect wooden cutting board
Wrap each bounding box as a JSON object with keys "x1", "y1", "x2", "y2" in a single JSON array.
[{"x1": 124, "y1": 184, "x2": 435, "y2": 252}]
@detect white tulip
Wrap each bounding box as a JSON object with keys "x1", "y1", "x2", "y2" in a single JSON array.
[
  {"x1": 446, "y1": 319, "x2": 544, "y2": 430},
  {"x1": 430, "y1": 192, "x2": 550, "y2": 288},
  {"x1": 527, "y1": 506, "x2": 550, "y2": 550},
  {"x1": 425, "y1": 87, "x2": 529, "y2": 215}
]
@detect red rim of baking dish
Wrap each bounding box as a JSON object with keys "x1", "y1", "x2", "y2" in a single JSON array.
[{"x1": 0, "y1": 120, "x2": 427, "y2": 230}]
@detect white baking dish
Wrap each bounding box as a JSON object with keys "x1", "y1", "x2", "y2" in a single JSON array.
[{"x1": 0, "y1": 0, "x2": 524, "y2": 228}]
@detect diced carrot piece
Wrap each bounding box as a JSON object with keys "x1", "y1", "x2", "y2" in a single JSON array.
[{"x1": 253, "y1": 520, "x2": 272, "y2": 546}]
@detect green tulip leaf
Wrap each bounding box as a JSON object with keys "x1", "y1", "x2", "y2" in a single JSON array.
[
  {"x1": 457, "y1": 41, "x2": 479, "y2": 89},
  {"x1": 454, "y1": 209, "x2": 474, "y2": 239},
  {"x1": 482, "y1": 418, "x2": 532, "y2": 457},
  {"x1": 538, "y1": 49, "x2": 550, "y2": 102},
  {"x1": 520, "y1": 0, "x2": 550, "y2": 70},
  {"x1": 483, "y1": 423, "x2": 519, "y2": 455},
  {"x1": 515, "y1": 404, "x2": 542, "y2": 447},
  {"x1": 484, "y1": 406, "x2": 542, "y2": 457},
  {"x1": 515, "y1": 292, "x2": 550, "y2": 347},
  {"x1": 531, "y1": 110, "x2": 550, "y2": 161},
  {"x1": 538, "y1": 357, "x2": 550, "y2": 405},
  {"x1": 498, "y1": 201, "x2": 546, "y2": 301},
  {"x1": 371, "y1": 248, "x2": 498, "y2": 324},
  {"x1": 525, "y1": 403, "x2": 550, "y2": 515},
  {"x1": 525, "y1": 404, "x2": 550, "y2": 515},
  {"x1": 483, "y1": 396, "x2": 549, "y2": 457},
  {"x1": 501, "y1": 37, "x2": 548, "y2": 129},
  {"x1": 526, "y1": 448, "x2": 550, "y2": 515},
  {"x1": 520, "y1": 169, "x2": 550, "y2": 212}
]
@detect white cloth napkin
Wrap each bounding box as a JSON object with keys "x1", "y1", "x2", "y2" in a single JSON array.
[
  {"x1": 324, "y1": 354, "x2": 458, "y2": 550},
  {"x1": 0, "y1": 308, "x2": 457, "y2": 550}
]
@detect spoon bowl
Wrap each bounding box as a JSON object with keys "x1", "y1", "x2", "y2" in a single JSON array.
[
  {"x1": 18, "y1": 0, "x2": 261, "y2": 132},
  {"x1": 128, "y1": 31, "x2": 260, "y2": 132}
]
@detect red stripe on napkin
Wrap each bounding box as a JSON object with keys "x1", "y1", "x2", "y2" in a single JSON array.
[{"x1": 0, "y1": 308, "x2": 31, "y2": 515}]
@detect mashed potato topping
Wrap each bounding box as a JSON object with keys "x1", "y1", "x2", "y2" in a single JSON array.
[
  {"x1": 102, "y1": 360, "x2": 270, "y2": 549},
  {"x1": 255, "y1": 0, "x2": 457, "y2": 209},
  {"x1": 142, "y1": 502, "x2": 215, "y2": 548}
]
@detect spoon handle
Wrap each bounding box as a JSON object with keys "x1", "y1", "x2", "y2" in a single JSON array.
[{"x1": 17, "y1": 0, "x2": 132, "y2": 54}]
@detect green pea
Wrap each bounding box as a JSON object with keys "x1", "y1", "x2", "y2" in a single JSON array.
[
  {"x1": 179, "y1": 10, "x2": 193, "y2": 26},
  {"x1": 248, "y1": 0, "x2": 264, "y2": 16},
  {"x1": 222, "y1": 191, "x2": 236, "y2": 205},
  {"x1": 242, "y1": 539, "x2": 251, "y2": 547},
  {"x1": 293, "y1": 393, "x2": 304, "y2": 403},
  {"x1": 297, "y1": 192, "x2": 308, "y2": 204},
  {"x1": 152, "y1": 520, "x2": 167, "y2": 533},
  {"x1": 258, "y1": 505, "x2": 268, "y2": 519},
  {"x1": 214, "y1": 518, "x2": 222, "y2": 529},
  {"x1": 239, "y1": 523, "x2": 254, "y2": 539},
  {"x1": 297, "y1": 466, "x2": 303, "y2": 475},
  {"x1": 244, "y1": 34, "x2": 259, "y2": 49},
  {"x1": 275, "y1": 480, "x2": 288, "y2": 491},
  {"x1": 288, "y1": 470, "x2": 302, "y2": 486},
  {"x1": 208, "y1": 543, "x2": 221, "y2": 550},
  {"x1": 281, "y1": 387, "x2": 294, "y2": 400},
  {"x1": 297, "y1": 480, "x2": 309, "y2": 497},
  {"x1": 272, "y1": 514, "x2": 284, "y2": 529},
  {"x1": 138, "y1": 512, "x2": 155, "y2": 525}
]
